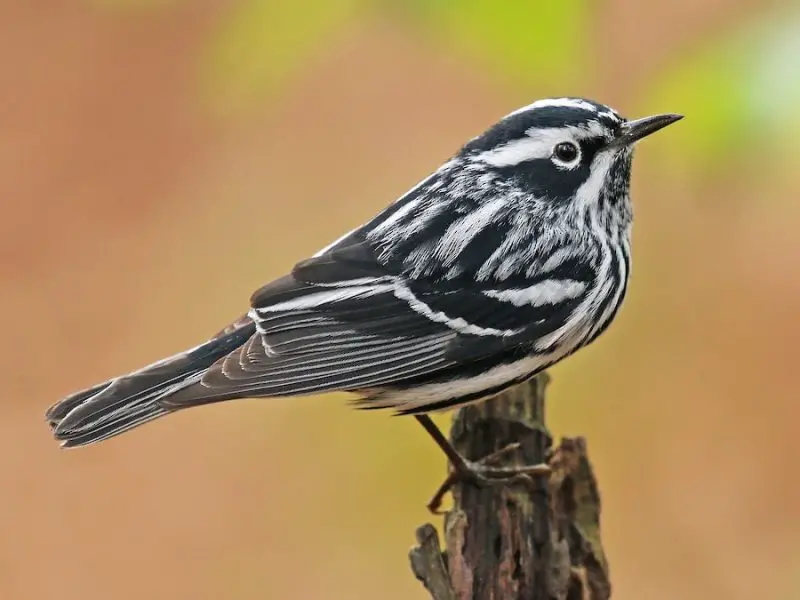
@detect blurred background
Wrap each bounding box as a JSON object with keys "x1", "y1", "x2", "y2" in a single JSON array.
[{"x1": 2, "y1": 1, "x2": 799, "y2": 598}]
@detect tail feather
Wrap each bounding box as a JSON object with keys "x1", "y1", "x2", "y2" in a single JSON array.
[
  {"x1": 56, "y1": 403, "x2": 172, "y2": 448},
  {"x1": 47, "y1": 318, "x2": 255, "y2": 448},
  {"x1": 45, "y1": 380, "x2": 113, "y2": 425}
]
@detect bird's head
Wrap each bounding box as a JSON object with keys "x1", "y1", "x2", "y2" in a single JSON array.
[{"x1": 459, "y1": 97, "x2": 682, "y2": 226}]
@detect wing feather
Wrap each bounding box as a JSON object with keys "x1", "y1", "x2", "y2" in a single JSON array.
[{"x1": 160, "y1": 236, "x2": 595, "y2": 409}]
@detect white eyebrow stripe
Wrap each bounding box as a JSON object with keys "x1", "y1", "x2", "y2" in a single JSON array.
[
  {"x1": 473, "y1": 120, "x2": 613, "y2": 168},
  {"x1": 472, "y1": 125, "x2": 582, "y2": 168},
  {"x1": 476, "y1": 137, "x2": 552, "y2": 167}
]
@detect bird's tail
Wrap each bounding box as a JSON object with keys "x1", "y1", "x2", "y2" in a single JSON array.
[{"x1": 46, "y1": 318, "x2": 255, "y2": 448}]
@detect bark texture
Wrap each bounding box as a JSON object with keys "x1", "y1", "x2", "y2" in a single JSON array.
[{"x1": 409, "y1": 373, "x2": 610, "y2": 600}]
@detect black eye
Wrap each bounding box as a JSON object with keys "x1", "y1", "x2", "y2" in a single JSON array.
[{"x1": 552, "y1": 142, "x2": 579, "y2": 163}]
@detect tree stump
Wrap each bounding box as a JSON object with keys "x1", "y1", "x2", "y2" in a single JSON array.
[{"x1": 409, "y1": 373, "x2": 611, "y2": 600}]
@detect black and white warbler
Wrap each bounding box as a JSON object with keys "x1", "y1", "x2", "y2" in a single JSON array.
[{"x1": 46, "y1": 98, "x2": 681, "y2": 509}]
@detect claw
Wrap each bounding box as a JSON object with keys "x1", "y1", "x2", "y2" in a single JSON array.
[
  {"x1": 426, "y1": 446, "x2": 552, "y2": 514},
  {"x1": 414, "y1": 414, "x2": 551, "y2": 514}
]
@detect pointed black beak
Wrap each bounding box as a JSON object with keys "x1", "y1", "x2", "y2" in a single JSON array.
[{"x1": 607, "y1": 113, "x2": 683, "y2": 149}]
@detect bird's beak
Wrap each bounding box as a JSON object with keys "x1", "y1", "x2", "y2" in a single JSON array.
[{"x1": 607, "y1": 113, "x2": 683, "y2": 149}]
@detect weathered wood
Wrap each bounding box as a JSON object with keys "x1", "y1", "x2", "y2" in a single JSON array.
[
  {"x1": 409, "y1": 373, "x2": 610, "y2": 600},
  {"x1": 409, "y1": 524, "x2": 457, "y2": 600}
]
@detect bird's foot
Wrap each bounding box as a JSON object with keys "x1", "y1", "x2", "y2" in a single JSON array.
[{"x1": 426, "y1": 443, "x2": 551, "y2": 514}]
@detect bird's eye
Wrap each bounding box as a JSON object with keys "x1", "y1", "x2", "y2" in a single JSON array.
[{"x1": 551, "y1": 142, "x2": 580, "y2": 166}]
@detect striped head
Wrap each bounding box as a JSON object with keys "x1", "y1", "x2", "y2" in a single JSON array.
[
  {"x1": 459, "y1": 97, "x2": 682, "y2": 229},
  {"x1": 363, "y1": 97, "x2": 681, "y2": 284}
]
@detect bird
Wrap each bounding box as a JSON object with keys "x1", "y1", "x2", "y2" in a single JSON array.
[{"x1": 46, "y1": 97, "x2": 681, "y2": 512}]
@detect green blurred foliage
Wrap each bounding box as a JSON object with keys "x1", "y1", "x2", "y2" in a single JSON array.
[
  {"x1": 397, "y1": 0, "x2": 589, "y2": 88},
  {"x1": 194, "y1": 0, "x2": 589, "y2": 115},
  {"x1": 201, "y1": 0, "x2": 367, "y2": 115},
  {"x1": 643, "y1": 8, "x2": 800, "y2": 168}
]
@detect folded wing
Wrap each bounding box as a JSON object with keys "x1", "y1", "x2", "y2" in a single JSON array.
[{"x1": 161, "y1": 232, "x2": 595, "y2": 409}]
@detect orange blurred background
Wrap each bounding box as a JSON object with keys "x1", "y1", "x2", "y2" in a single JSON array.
[{"x1": 2, "y1": 1, "x2": 799, "y2": 599}]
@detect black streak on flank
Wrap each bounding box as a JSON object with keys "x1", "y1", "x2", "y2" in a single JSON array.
[{"x1": 440, "y1": 221, "x2": 509, "y2": 282}]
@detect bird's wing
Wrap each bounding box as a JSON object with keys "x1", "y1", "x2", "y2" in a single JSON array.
[{"x1": 160, "y1": 232, "x2": 595, "y2": 407}]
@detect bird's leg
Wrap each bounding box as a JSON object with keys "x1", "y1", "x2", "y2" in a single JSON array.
[{"x1": 414, "y1": 414, "x2": 551, "y2": 514}]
